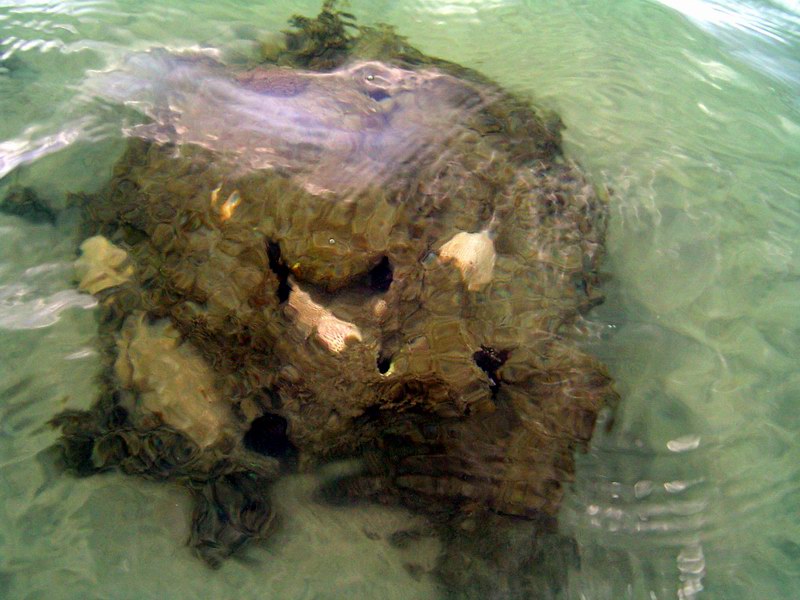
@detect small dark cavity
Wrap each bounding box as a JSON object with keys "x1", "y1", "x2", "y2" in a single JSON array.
[
  {"x1": 362, "y1": 404, "x2": 382, "y2": 420},
  {"x1": 366, "y1": 88, "x2": 390, "y2": 102},
  {"x1": 243, "y1": 413, "x2": 296, "y2": 459},
  {"x1": 377, "y1": 355, "x2": 392, "y2": 374},
  {"x1": 349, "y1": 403, "x2": 384, "y2": 433},
  {"x1": 473, "y1": 345, "x2": 510, "y2": 396},
  {"x1": 104, "y1": 405, "x2": 129, "y2": 429},
  {"x1": 266, "y1": 241, "x2": 292, "y2": 303},
  {"x1": 369, "y1": 256, "x2": 393, "y2": 292}
]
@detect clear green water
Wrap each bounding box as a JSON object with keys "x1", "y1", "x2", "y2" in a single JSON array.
[{"x1": 1, "y1": 0, "x2": 799, "y2": 598}]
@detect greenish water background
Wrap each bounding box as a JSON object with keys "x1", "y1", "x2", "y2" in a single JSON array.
[{"x1": 1, "y1": 0, "x2": 799, "y2": 598}]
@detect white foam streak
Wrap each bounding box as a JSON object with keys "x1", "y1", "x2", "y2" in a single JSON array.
[
  {"x1": 0, "y1": 285, "x2": 96, "y2": 330},
  {"x1": 0, "y1": 119, "x2": 92, "y2": 179}
]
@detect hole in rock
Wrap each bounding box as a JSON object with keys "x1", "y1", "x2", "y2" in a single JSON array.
[
  {"x1": 266, "y1": 241, "x2": 292, "y2": 303},
  {"x1": 366, "y1": 88, "x2": 390, "y2": 102},
  {"x1": 243, "y1": 413, "x2": 296, "y2": 459},
  {"x1": 473, "y1": 345, "x2": 510, "y2": 396},
  {"x1": 377, "y1": 355, "x2": 392, "y2": 374},
  {"x1": 104, "y1": 404, "x2": 129, "y2": 428},
  {"x1": 369, "y1": 256, "x2": 393, "y2": 292},
  {"x1": 362, "y1": 404, "x2": 382, "y2": 420}
]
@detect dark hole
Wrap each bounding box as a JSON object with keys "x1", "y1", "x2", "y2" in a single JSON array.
[
  {"x1": 366, "y1": 88, "x2": 391, "y2": 102},
  {"x1": 473, "y1": 345, "x2": 510, "y2": 396},
  {"x1": 104, "y1": 404, "x2": 129, "y2": 428},
  {"x1": 377, "y1": 355, "x2": 392, "y2": 374},
  {"x1": 243, "y1": 413, "x2": 296, "y2": 459},
  {"x1": 266, "y1": 241, "x2": 292, "y2": 303},
  {"x1": 369, "y1": 256, "x2": 393, "y2": 292},
  {"x1": 363, "y1": 404, "x2": 382, "y2": 420}
]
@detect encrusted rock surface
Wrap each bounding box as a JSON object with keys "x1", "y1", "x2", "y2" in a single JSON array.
[{"x1": 54, "y1": 1, "x2": 618, "y2": 594}]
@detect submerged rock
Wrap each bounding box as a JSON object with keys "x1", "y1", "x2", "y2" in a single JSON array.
[
  {"x1": 54, "y1": 1, "x2": 618, "y2": 594},
  {"x1": 0, "y1": 185, "x2": 57, "y2": 223}
]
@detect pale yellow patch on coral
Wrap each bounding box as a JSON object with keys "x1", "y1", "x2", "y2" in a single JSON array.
[
  {"x1": 209, "y1": 182, "x2": 223, "y2": 208},
  {"x1": 219, "y1": 190, "x2": 242, "y2": 222},
  {"x1": 438, "y1": 230, "x2": 496, "y2": 291},
  {"x1": 371, "y1": 298, "x2": 388, "y2": 320},
  {"x1": 74, "y1": 235, "x2": 134, "y2": 295},
  {"x1": 286, "y1": 282, "x2": 363, "y2": 353},
  {"x1": 114, "y1": 314, "x2": 231, "y2": 448}
]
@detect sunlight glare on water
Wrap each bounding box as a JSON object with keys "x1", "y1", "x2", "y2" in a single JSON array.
[{"x1": 1, "y1": 0, "x2": 799, "y2": 599}]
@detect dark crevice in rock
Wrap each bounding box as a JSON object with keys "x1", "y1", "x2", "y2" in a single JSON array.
[
  {"x1": 243, "y1": 413, "x2": 296, "y2": 459},
  {"x1": 377, "y1": 355, "x2": 392, "y2": 374},
  {"x1": 368, "y1": 256, "x2": 393, "y2": 292},
  {"x1": 266, "y1": 241, "x2": 292, "y2": 303},
  {"x1": 362, "y1": 404, "x2": 382, "y2": 420},
  {"x1": 104, "y1": 404, "x2": 129, "y2": 429},
  {"x1": 366, "y1": 88, "x2": 391, "y2": 102},
  {"x1": 473, "y1": 345, "x2": 509, "y2": 396}
]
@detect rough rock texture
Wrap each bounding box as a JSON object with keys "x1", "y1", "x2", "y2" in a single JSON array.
[{"x1": 54, "y1": 2, "x2": 618, "y2": 594}]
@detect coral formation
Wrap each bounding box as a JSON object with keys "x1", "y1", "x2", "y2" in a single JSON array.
[
  {"x1": 74, "y1": 235, "x2": 134, "y2": 294},
  {"x1": 438, "y1": 230, "x2": 496, "y2": 291},
  {"x1": 53, "y1": 1, "x2": 618, "y2": 594},
  {"x1": 113, "y1": 313, "x2": 233, "y2": 448}
]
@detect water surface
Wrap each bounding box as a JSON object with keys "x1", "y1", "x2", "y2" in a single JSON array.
[{"x1": 1, "y1": 1, "x2": 799, "y2": 598}]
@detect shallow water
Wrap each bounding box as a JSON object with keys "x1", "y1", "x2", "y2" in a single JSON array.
[{"x1": 1, "y1": 0, "x2": 799, "y2": 599}]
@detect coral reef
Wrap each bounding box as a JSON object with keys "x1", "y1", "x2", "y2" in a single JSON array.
[{"x1": 53, "y1": 1, "x2": 617, "y2": 594}]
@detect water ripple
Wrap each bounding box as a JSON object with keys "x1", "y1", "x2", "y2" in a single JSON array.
[
  {"x1": 657, "y1": 0, "x2": 800, "y2": 87},
  {"x1": 0, "y1": 1, "x2": 798, "y2": 598},
  {"x1": 0, "y1": 119, "x2": 94, "y2": 178},
  {"x1": 0, "y1": 283, "x2": 96, "y2": 330}
]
